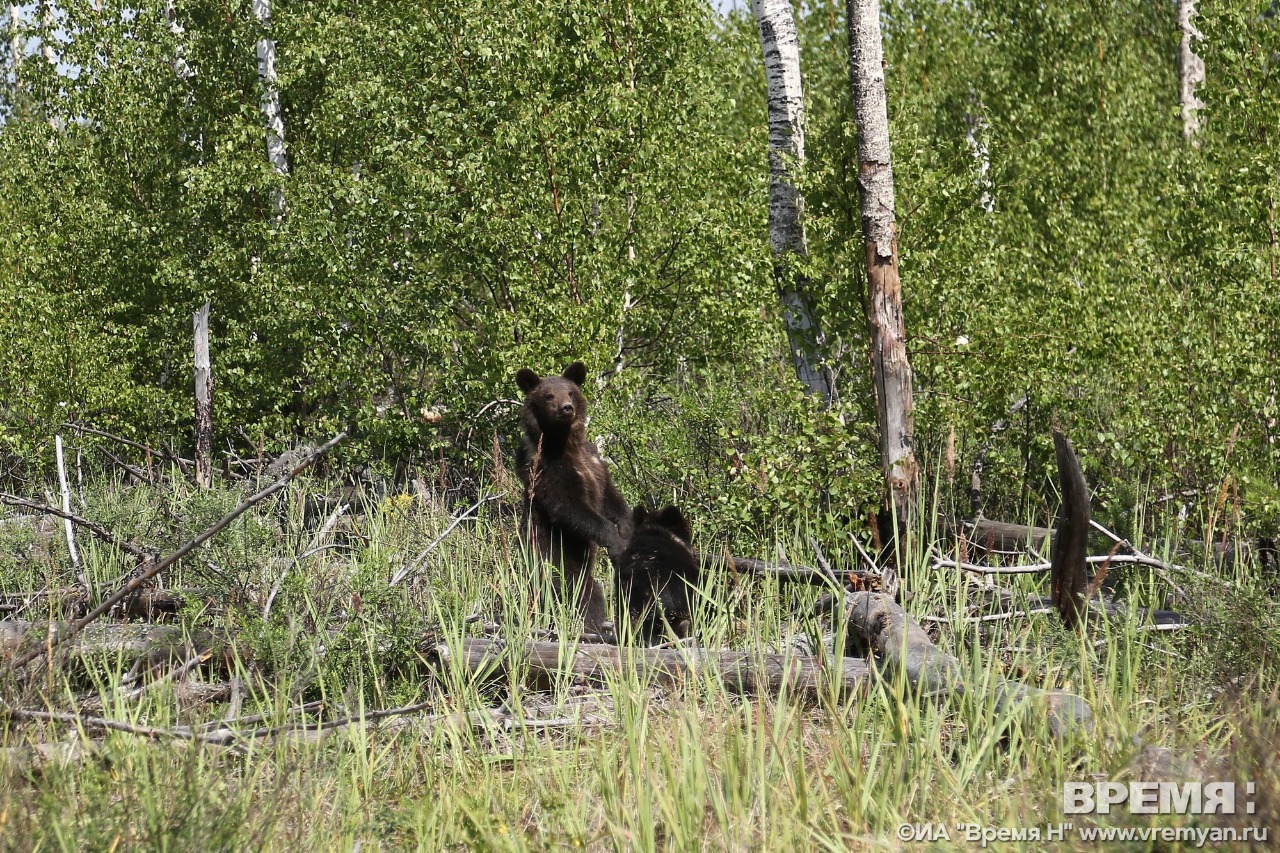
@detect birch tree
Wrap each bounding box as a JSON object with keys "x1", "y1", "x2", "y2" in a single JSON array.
[
  {"x1": 253, "y1": 0, "x2": 288, "y2": 210},
  {"x1": 752, "y1": 0, "x2": 834, "y2": 402},
  {"x1": 1177, "y1": 0, "x2": 1204, "y2": 142},
  {"x1": 7, "y1": 4, "x2": 20, "y2": 80},
  {"x1": 845, "y1": 0, "x2": 917, "y2": 522}
]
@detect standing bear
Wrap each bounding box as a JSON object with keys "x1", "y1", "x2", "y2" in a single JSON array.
[
  {"x1": 515, "y1": 361, "x2": 631, "y2": 634},
  {"x1": 616, "y1": 504, "x2": 701, "y2": 643}
]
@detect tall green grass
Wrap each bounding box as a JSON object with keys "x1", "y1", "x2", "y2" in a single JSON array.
[{"x1": 0, "y1": 471, "x2": 1276, "y2": 850}]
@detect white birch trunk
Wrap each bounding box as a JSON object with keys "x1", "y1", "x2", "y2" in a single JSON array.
[
  {"x1": 752, "y1": 0, "x2": 834, "y2": 402},
  {"x1": 39, "y1": 1, "x2": 53, "y2": 64},
  {"x1": 8, "y1": 4, "x2": 22, "y2": 79},
  {"x1": 165, "y1": 0, "x2": 193, "y2": 79},
  {"x1": 964, "y1": 103, "x2": 993, "y2": 213},
  {"x1": 253, "y1": 0, "x2": 288, "y2": 214},
  {"x1": 846, "y1": 0, "x2": 918, "y2": 520},
  {"x1": 1177, "y1": 0, "x2": 1205, "y2": 143}
]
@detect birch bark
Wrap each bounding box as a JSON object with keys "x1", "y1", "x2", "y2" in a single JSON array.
[
  {"x1": 1177, "y1": 0, "x2": 1205, "y2": 143},
  {"x1": 253, "y1": 0, "x2": 288, "y2": 214},
  {"x1": 752, "y1": 0, "x2": 834, "y2": 402}
]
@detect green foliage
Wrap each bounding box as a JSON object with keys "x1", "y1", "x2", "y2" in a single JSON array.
[
  {"x1": 0, "y1": 0, "x2": 770, "y2": 462},
  {"x1": 2, "y1": 0, "x2": 1278, "y2": 531}
]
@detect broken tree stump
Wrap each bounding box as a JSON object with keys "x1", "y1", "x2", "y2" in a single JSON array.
[{"x1": 1050, "y1": 430, "x2": 1090, "y2": 629}]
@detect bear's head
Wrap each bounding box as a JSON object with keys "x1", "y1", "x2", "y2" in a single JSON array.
[
  {"x1": 516, "y1": 361, "x2": 589, "y2": 433},
  {"x1": 632, "y1": 504, "x2": 693, "y2": 544}
]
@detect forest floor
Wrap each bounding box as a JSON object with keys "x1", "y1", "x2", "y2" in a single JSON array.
[{"x1": 0, "y1": 464, "x2": 1277, "y2": 851}]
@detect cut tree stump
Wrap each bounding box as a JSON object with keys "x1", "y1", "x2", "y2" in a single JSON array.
[{"x1": 434, "y1": 638, "x2": 870, "y2": 701}]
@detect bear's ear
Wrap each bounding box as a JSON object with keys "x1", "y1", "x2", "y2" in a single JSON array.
[
  {"x1": 562, "y1": 361, "x2": 587, "y2": 387},
  {"x1": 657, "y1": 505, "x2": 692, "y2": 543},
  {"x1": 632, "y1": 505, "x2": 649, "y2": 527},
  {"x1": 516, "y1": 368, "x2": 541, "y2": 394}
]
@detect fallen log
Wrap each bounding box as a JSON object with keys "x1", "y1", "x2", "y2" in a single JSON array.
[
  {"x1": 0, "y1": 621, "x2": 213, "y2": 667},
  {"x1": 0, "y1": 588, "x2": 209, "y2": 619},
  {"x1": 959, "y1": 518, "x2": 1053, "y2": 555},
  {"x1": 4, "y1": 431, "x2": 346, "y2": 673},
  {"x1": 434, "y1": 638, "x2": 871, "y2": 701},
  {"x1": 841, "y1": 591, "x2": 1092, "y2": 738}
]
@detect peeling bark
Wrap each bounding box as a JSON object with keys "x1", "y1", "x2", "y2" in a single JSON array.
[
  {"x1": 753, "y1": 0, "x2": 834, "y2": 402},
  {"x1": 846, "y1": 0, "x2": 918, "y2": 520},
  {"x1": 253, "y1": 0, "x2": 288, "y2": 214}
]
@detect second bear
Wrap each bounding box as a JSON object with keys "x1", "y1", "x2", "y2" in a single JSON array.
[
  {"x1": 515, "y1": 361, "x2": 631, "y2": 634},
  {"x1": 616, "y1": 504, "x2": 701, "y2": 642}
]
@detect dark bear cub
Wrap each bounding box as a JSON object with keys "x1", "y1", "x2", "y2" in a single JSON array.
[
  {"x1": 515, "y1": 361, "x2": 631, "y2": 634},
  {"x1": 616, "y1": 504, "x2": 701, "y2": 643}
]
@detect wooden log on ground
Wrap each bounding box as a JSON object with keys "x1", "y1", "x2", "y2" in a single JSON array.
[
  {"x1": 435, "y1": 638, "x2": 870, "y2": 701},
  {"x1": 1050, "y1": 430, "x2": 1090, "y2": 629},
  {"x1": 841, "y1": 591, "x2": 1092, "y2": 738},
  {"x1": 0, "y1": 621, "x2": 213, "y2": 667},
  {"x1": 0, "y1": 588, "x2": 208, "y2": 619},
  {"x1": 959, "y1": 518, "x2": 1053, "y2": 555}
]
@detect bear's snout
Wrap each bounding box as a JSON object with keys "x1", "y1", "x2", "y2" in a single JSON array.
[{"x1": 559, "y1": 402, "x2": 575, "y2": 418}]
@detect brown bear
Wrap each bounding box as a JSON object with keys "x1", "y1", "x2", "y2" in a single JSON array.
[
  {"x1": 615, "y1": 504, "x2": 701, "y2": 643},
  {"x1": 515, "y1": 361, "x2": 631, "y2": 634}
]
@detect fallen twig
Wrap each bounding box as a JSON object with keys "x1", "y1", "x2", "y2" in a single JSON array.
[{"x1": 3, "y1": 431, "x2": 346, "y2": 673}]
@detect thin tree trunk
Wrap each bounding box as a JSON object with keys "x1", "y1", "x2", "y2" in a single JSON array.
[
  {"x1": 1177, "y1": 0, "x2": 1205, "y2": 143},
  {"x1": 193, "y1": 301, "x2": 213, "y2": 489},
  {"x1": 752, "y1": 0, "x2": 834, "y2": 402},
  {"x1": 38, "y1": 1, "x2": 53, "y2": 64},
  {"x1": 8, "y1": 4, "x2": 21, "y2": 82},
  {"x1": 846, "y1": 0, "x2": 918, "y2": 522},
  {"x1": 54, "y1": 435, "x2": 88, "y2": 592},
  {"x1": 253, "y1": 0, "x2": 287, "y2": 211}
]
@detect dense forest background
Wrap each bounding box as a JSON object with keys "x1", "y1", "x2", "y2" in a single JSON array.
[{"x1": 2, "y1": 0, "x2": 1278, "y2": 545}]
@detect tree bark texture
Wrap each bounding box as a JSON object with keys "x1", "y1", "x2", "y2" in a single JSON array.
[
  {"x1": 193, "y1": 300, "x2": 213, "y2": 489},
  {"x1": 846, "y1": 0, "x2": 918, "y2": 519},
  {"x1": 253, "y1": 0, "x2": 288, "y2": 180},
  {"x1": 752, "y1": 0, "x2": 833, "y2": 402},
  {"x1": 1177, "y1": 0, "x2": 1205, "y2": 143},
  {"x1": 1049, "y1": 430, "x2": 1090, "y2": 629}
]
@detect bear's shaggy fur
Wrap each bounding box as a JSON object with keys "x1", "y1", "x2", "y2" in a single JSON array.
[
  {"x1": 615, "y1": 504, "x2": 700, "y2": 642},
  {"x1": 515, "y1": 361, "x2": 631, "y2": 633}
]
